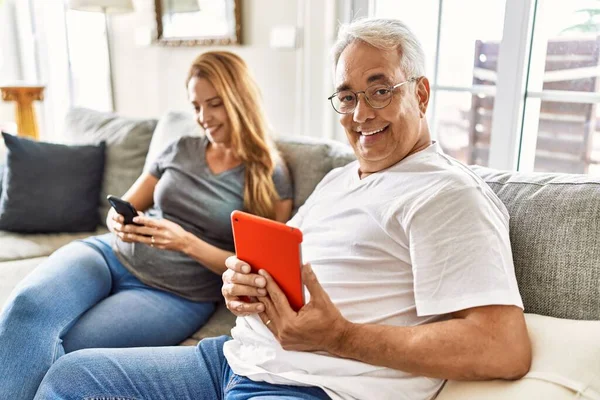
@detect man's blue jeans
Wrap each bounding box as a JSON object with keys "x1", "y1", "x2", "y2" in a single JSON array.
[
  {"x1": 0, "y1": 233, "x2": 216, "y2": 400},
  {"x1": 35, "y1": 335, "x2": 331, "y2": 400}
]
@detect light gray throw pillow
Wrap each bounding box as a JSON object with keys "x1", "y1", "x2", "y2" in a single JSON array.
[{"x1": 63, "y1": 108, "x2": 157, "y2": 226}]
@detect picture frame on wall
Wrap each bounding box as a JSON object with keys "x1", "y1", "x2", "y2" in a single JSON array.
[{"x1": 154, "y1": 0, "x2": 242, "y2": 46}]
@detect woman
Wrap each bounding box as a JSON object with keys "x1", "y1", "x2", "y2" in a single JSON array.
[{"x1": 0, "y1": 51, "x2": 293, "y2": 400}]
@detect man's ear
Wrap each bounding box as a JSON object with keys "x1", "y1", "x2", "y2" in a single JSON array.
[{"x1": 415, "y1": 77, "x2": 430, "y2": 117}]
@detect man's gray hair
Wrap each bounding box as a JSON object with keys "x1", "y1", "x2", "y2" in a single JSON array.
[{"x1": 332, "y1": 18, "x2": 426, "y2": 78}]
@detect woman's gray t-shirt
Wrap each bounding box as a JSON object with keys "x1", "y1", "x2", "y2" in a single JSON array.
[{"x1": 114, "y1": 136, "x2": 293, "y2": 302}]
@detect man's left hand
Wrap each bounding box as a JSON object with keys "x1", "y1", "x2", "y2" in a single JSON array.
[{"x1": 257, "y1": 263, "x2": 351, "y2": 353}]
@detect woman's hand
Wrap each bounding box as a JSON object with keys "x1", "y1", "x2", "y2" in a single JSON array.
[
  {"x1": 108, "y1": 208, "x2": 144, "y2": 235},
  {"x1": 106, "y1": 207, "x2": 125, "y2": 234},
  {"x1": 114, "y1": 214, "x2": 193, "y2": 253},
  {"x1": 222, "y1": 256, "x2": 267, "y2": 317}
]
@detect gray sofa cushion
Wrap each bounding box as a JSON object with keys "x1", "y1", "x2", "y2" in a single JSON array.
[
  {"x1": 184, "y1": 302, "x2": 237, "y2": 345},
  {"x1": 63, "y1": 108, "x2": 157, "y2": 225},
  {"x1": 276, "y1": 136, "x2": 356, "y2": 215},
  {"x1": 472, "y1": 166, "x2": 600, "y2": 320}
]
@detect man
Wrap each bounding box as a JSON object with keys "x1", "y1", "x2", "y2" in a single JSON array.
[{"x1": 35, "y1": 18, "x2": 530, "y2": 400}]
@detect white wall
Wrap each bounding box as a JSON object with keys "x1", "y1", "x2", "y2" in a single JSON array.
[
  {"x1": 110, "y1": 0, "x2": 301, "y2": 137},
  {"x1": 0, "y1": 0, "x2": 348, "y2": 141}
]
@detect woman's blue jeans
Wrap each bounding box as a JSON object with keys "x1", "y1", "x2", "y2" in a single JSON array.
[
  {"x1": 0, "y1": 233, "x2": 216, "y2": 400},
  {"x1": 35, "y1": 336, "x2": 330, "y2": 400}
]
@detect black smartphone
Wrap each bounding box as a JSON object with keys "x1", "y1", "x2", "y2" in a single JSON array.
[{"x1": 106, "y1": 195, "x2": 141, "y2": 226}]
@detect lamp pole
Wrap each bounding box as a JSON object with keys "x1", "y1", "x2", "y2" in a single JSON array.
[
  {"x1": 66, "y1": 0, "x2": 134, "y2": 112},
  {"x1": 63, "y1": 0, "x2": 75, "y2": 106},
  {"x1": 103, "y1": 6, "x2": 116, "y2": 111}
]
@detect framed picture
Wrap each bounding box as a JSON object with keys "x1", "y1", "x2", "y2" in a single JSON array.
[{"x1": 154, "y1": 0, "x2": 242, "y2": 46}]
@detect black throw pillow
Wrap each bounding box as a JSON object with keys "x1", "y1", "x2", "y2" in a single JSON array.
[
  {"x1": 0, "y1": 163, "x2": 4, "y2": 194},
  {"x1": 0, "y1": 132, "x2": 106, "y2": 233}
]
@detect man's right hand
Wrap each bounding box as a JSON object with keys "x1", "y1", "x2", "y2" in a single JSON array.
[{"x1": 223, "y1": 256, "x2": 267, "y2": 316}]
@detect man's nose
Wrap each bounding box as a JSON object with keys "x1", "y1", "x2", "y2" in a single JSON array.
[{"x1": 353, "y1": 94, "x2": 375, "y2": 123}]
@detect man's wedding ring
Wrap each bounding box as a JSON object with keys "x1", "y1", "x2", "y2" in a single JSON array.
[{"x1": 265, "y1": 319, "x2": 272, "y2": 326}]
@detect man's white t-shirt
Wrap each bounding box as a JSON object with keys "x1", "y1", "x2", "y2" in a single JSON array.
[{"x1": 223, "y1": 143, "x2": 523, "y2": 400}]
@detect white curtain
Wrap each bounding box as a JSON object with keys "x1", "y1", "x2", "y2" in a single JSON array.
[
  {"x1": 0, "y1": 0, "x2": 23, "y2": 132},
  {"x1": 3, "y1": 0, "x2": 112, "y2": 142}
]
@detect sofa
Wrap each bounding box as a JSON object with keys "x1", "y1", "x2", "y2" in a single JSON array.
[{"x1": 1, "y1": 107, "x2": 599, "y2": 399}]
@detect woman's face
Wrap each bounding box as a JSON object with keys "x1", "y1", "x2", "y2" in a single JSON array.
[{"x1": 187, "y1": 77, "x2": 232, "y2": 146}]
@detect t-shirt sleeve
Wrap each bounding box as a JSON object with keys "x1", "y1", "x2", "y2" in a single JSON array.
[
  {"x1": 148, "y1": 139, "x2": 181, "y2": 179},
  {"x1": 272, "y1": 161, "x2": 293, "y2": 200},
  {"x1": 405, "y1": 186, "x2": 523, "y2": 317}
]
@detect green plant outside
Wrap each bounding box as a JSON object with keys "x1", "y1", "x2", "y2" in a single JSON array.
[{"x1": 563, "y1": 0, "x2": 600, "y2": 33}]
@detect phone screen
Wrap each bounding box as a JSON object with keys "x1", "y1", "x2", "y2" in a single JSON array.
[{"x1": 107, "y1": 195, "x2": 140, "y2": 225}]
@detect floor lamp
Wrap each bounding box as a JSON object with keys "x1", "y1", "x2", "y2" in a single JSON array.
[{"x1": 67, "y1": 0, "x2": 134, "y2": 111}]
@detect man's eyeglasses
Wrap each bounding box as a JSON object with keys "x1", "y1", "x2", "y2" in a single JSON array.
[{"x1": 327, "y1": 77, "x2": 418, "y2": 114}]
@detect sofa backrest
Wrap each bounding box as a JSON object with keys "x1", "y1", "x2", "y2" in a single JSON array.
[
  {"x1": 143, "y1": 111, "x2": 200, "y2": 171},
  {"x1": 65, "y1": 108, "x2": 600, "y2": 321},
  {"x1": 472, "y1": 166, "x2": 600, "y2": 321},
  {"x1": 64, "y1": 108, "x2": 157, "y2": 222},
  {"x1": 147, "y1": 112, "x2": 600, "y2": 320},
  {"x1": 275, "y1": 136, "x2": 356, "y2": 215},
  {"x1": 146, "y1": 111, "x2": 357, "y2": 215}
]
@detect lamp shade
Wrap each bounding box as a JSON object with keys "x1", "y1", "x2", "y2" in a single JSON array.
[{"x1": 68, "y1": 0, "x2": 134, "y2": 14}]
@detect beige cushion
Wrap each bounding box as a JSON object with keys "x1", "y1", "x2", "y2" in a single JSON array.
[
  {"x1": 0, "y1": 256, "x2": 47, "y2": 309},
  {"x1": 436, "y1": 313, "x2": 600, "y2": 400},
  {"x1": 0, "y1": 228, "x2": 108, "y2": 262},
  {"x1": 143, "y1": 111, "x2": 199, "y2": 171}
]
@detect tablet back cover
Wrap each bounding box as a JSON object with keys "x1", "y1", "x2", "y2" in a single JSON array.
[{"x1": 231, "y1": 210, "x2": 304, "y2": 311}]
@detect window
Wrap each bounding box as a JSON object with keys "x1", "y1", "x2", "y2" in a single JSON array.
[
  {"x1": 66, "y1": 9, "x2": 113, "y2": 112},
  {"x1": 372, "y1": 0, "x2": 507, "y2": 167},
  {"x1": 370, "y1": 0, "x2": 600, "y2": 175},
  {"x1": 522, "y1": 0, "x2": 600, "y2": 174},
  {"x1": 11, "y1": 1, "x2": 114, "y2": 140}
]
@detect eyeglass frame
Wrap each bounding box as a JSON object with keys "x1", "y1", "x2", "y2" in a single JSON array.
[{"x1": 327, "y1": 76, "x2": 419, "y2": 114}]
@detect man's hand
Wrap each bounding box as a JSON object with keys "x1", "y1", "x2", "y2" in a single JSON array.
[
  {"x1": 258, "y1": 263, "x2": 351, "y2": 353},
  {"x1": 222, "y1": 256, "x2": 267, "y2": 317}
]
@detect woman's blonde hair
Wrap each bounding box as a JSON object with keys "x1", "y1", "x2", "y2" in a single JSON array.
[{"x1": 186, "y1": 51, "x2": 282, "y2": 220}]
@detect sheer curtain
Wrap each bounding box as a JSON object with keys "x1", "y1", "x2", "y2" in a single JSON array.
[
  {"x1": 0, "y1": 0, "x2": 24, "y2": 133},
  {"x1": 5, "y1": 0, "x2": 111, "y2": 142}
]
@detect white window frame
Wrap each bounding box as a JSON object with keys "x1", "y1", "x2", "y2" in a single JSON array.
[
  {"x1": 488, "y1": 0, "x2": 536, "y2": 170},
  {"x1": 368, "y1": 0, "x2": 600, "y2": 172}
]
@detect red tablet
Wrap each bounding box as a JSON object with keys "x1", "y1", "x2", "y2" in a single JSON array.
[{"x1": 231, "y1": 210, "x2": 304, "y2": 311}]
